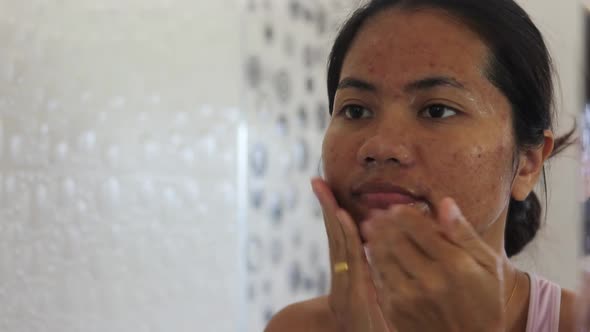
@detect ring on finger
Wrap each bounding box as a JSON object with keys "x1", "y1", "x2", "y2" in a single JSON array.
[{"x1": 333, "y1": 261, "x2": 349, "y2": 273}]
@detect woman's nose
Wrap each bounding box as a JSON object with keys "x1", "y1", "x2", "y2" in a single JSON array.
[{"x1": 356, "y1": 131, "x2": 414, "y2": 168}]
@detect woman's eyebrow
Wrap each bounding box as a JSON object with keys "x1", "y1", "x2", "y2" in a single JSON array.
[
  {"x1": 337, "y1": 76, "x2": 468, "y2": 93},
  {"x1": 337, "y1": 77, "x2": 377, "y2": 92},
  {"x1": 404, "y1": 76, "x2": 467, "y2": 92}
]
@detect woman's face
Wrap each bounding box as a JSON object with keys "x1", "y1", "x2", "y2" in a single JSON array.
[{"x1": 323, "y1": 8, "x2": 518, "y2": 239}]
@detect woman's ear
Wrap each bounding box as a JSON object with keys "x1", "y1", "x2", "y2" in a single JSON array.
[{"x1": 511, "y1": 130, "x2": 555, "y2": 201}]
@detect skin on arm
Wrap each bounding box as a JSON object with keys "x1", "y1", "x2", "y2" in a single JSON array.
[
  {"x1": 265, "y1": 296, "x2": 334, "y2": 332},
  {"x1": 264, "y1": 301, "x2": 311, "y2": 332},
  {"x1": 559, "y1": 289, "x2": 577, "y2": 332}
]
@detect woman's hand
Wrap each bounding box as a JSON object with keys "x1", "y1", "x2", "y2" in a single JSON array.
[
  {"x1": 312, "y1": 178, "x2": 394, "y2": 332},
  {"x1": 360, "y1": 198, "x2": 505, "y2": 332}
]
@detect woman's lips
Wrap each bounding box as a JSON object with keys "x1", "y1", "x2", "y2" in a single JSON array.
[
  {"x1": 356, "y1": 193, "x2": 431, "y2": 216},
  {"x1": 351, "y1": 181, "x2": 431, "y2": 216},
  {"x1": 359, "y1": 192, "x2": 418, "y2": 209}
]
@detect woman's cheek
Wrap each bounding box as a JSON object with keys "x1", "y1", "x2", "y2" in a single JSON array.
[
  {"x1": 439, "y1": 144, "x2": 514, "y2": 230},
  {"x1": 322, "y1": 125, "x2": 362, "y2": 174},
  {"x1": 322, "y1": 130, "x2": 350, "y2": 183},
  {"x1": 321, "y1": 132, "x2": 338, "y2": 179}
]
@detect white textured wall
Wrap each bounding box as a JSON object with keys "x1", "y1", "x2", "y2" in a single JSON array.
[{"x1": 0, "y1": 1, "x2": 243, "y2": 332}]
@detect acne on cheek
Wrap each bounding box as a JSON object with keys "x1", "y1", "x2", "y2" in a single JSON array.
[
  {"x1": 456, "y1": 144, "x2": 512, "y2": 202},
  {"x1": 463, "y1": 144, "x2": 511, "y2": 172},
  {"x1": 322, "y1": 137, "x2": 351, "y2": 180},
  {"x1": 446, "y1": 145, "x2": 484, "y2": 166},
  {"x1": 442, "y1": 144, "x2": 506, "y2": 187}
]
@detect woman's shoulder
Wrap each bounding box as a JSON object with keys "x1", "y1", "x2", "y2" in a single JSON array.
[
  {"x1": 558, "y1": 287, "x2": 576, "y2": 332},
  {"x1": 530, "y1": 273, "x2": 577, "y2": 332},
  {"x1": 264, "y1": 295, "x2": 337, "y2": 332}
]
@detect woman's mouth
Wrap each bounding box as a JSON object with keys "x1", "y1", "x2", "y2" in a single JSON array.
[
  {"x1": 358, "y1": 193, "x2": 431, "y2": 215},
  {"x1": 351, "y1": 181, "x2": 431, "y2": 215},
  {"x1": 359, "y1": 192, "x2": 417, "y2": 209}
]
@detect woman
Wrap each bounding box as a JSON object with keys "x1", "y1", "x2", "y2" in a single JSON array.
[{"x1": 266, "y1": 0, "x2": 577, "y2": 331}]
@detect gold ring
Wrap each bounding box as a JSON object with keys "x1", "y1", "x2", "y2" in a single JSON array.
[{"x1": 333, "y1": 262, "x2": 349, "y2": 273}]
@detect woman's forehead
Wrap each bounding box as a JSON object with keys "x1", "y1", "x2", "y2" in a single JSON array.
[{"x1": 340, "y1": 8, "x2": 489, "y2": 89}]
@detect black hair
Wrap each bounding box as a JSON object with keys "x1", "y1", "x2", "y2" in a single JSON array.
[{"x1": 327, "y1": 0, "x2": 575, "y2": 257}]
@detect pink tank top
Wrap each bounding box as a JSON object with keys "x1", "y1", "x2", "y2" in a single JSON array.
[{"x1": 525, "y1": 273, "x2": 562, "y2": 332}]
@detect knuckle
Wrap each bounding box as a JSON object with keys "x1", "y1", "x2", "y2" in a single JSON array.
[
  {"x1": 374, "y1": 227, "x2": 403, "y2": 244},
  {"x1": 450, "y1": 254, "x2": 476, "y2": 275},
  {"x1": 350, "y1": 287, "x2": 367, "y2": 302},
  {"x1": 420, "y1": 276, "x2": 448, "y2": 297},
  {"x1": 398, "y1": 283, "x2": 419, "y2": 303},
  {"x1": 391, "y1": 293, "x2": 414, "y2": 315}
]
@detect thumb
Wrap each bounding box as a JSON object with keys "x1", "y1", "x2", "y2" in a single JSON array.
[
  {"x1": 438, "y1": 197, "x2": 500, "y2": 272},
  {"x1": 438, "y1": 197, "x2": 475, "y2": 241}
]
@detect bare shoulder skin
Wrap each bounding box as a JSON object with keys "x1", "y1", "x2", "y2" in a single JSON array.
[
  {"x1": 559, "y1": 288, "x2": 577, "y2": 332},
  {"x1": 266, "y1": 287, "x2": 578, "y2": 332},
  {"x1": 265, "y1": 296, "x2": 337, "y2": 332}
]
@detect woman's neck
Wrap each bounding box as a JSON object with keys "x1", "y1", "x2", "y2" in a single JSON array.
[{"x1": 502, "y1": 261, "x2": 531, "y2": 332}]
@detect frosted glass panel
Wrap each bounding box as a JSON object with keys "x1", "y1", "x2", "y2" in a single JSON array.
[{"x1": 0, "y1": 1, "x2": 242, "y2": 332}]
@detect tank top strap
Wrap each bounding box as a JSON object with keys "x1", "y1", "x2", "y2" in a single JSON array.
[{"x1": 525, "y1": 273, "x2": 562, "y2": 332}]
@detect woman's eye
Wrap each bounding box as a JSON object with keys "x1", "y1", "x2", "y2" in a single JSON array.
[
  {"x1": 420, "y1": 104, "x2": 458, "y2": 119},
  {"x1": 342, "y1": 105, "x2": 373, "y2": 119}
]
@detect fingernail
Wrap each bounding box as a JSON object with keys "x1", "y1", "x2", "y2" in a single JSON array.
[
  {"x1": 310, "y1": 179, "x2": 319, "y2": 196},
  {"x1": 363, "y1": 245, "x2": 372, "y2": 264},
  {"x1": 447, "y1": 200, "x2": 462, "y2": 223},
  {"x1": 360, "y1": 221, "x2": 373, "y2": 237}
]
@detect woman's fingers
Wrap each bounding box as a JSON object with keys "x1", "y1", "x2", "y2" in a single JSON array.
[
  {"x1": 360, "y1": 201, "x2": 498, "y2": 296},
  {"x1": 312, "y1": 177, "x2": 367, "y2": 279},
  {"x1": 361, "y1": 199, "x2": 499, "y2": 276},
  {"x1": 335, "y1": 208, "x2": 374, "y2": 295},
  {"x1": 337, "y1": 211, "x2": 396, "y2": 332},
  {"x1": 311, "y1": 178, "x2": 346, "y2": 266},
  {"x1": 311, "y1": 177, "x2": 351, "y2": 314},
  {"x1": 357, "y1": 199, "x2": 504, "y2": 332},
  {"x1": 437, "y1": 198, "x2": 501, "y2": 274},
  {"x1": 361, "y1": 206, "x2": 452, "y2": 271},
  {"x1": 361, "y1": 208, "x2": 442, "y2": 308},
  {"x1": 312, "y1": 177, "x2": 393, "y2": 332}
]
